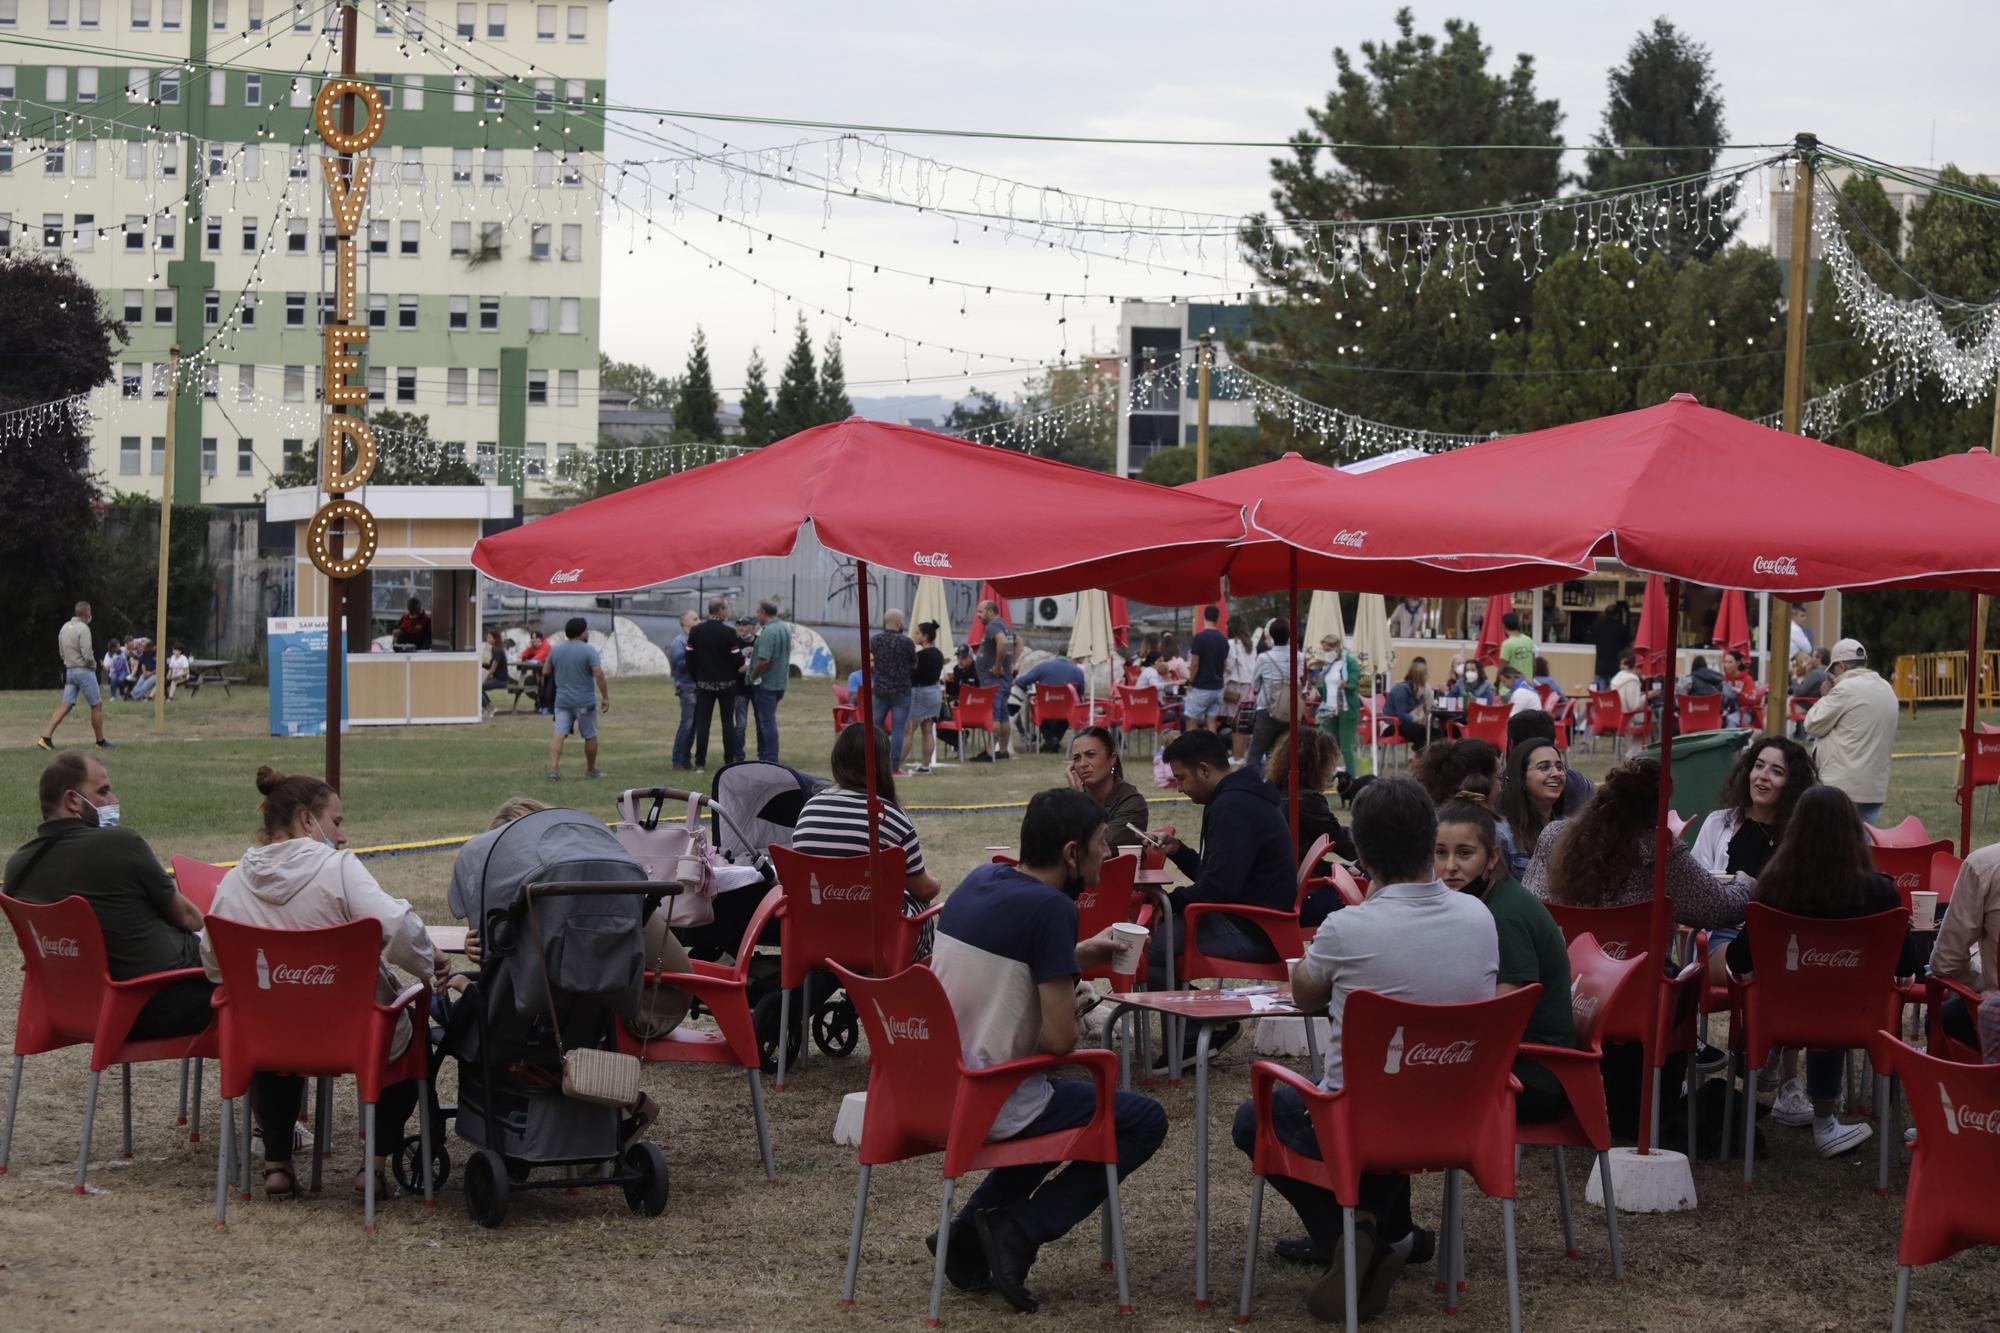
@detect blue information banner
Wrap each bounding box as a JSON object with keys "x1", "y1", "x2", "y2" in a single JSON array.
[{"x1": 267, "y1": 617, "x2": 350, "y2": 737}]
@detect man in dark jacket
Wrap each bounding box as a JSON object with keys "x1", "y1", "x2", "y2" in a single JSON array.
[
  {"x1": 1591, "y1": 602, "x2": 1631, "y2": 690},
  {"x1": 687, "y1": 597, "x2": 746, "y2": 769},
  {"x1": 1150, "y1": 728, "x2": 1295, "y2": 971}
]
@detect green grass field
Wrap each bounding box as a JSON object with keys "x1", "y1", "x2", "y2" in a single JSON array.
[{"x1": 0, "y1": 679, "x2": 1996, "y2": 1331}]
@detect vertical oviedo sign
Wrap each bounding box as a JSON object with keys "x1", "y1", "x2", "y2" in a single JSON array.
[{"x1": 306, "y1": 78, "x2": 384, "y2": 580}]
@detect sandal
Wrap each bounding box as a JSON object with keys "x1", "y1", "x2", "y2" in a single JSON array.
[
  {"x1": 264, "y1": 1165, "x2": 300, "y2": 1199},
  {"x1": 353, "y1": 1165, "x2": 398, "y2": 1199}
]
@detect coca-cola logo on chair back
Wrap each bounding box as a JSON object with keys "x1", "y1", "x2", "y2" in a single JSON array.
[
  {"x1": 1738, "y1": 903, "x2": 1908, "y2": 1064},
  {"x1": 769, "y1": 845, "x2": 912, "y2": 984},
  {"x1": 206, "y1": 915, "x2": 385, "y2": 1076},
  {"x1": 0, "y1": 894, "x2": 112, "y2": 1049}
]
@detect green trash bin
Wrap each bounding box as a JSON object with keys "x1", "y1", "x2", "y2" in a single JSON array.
[{"x1": 1637, "y1": 726, "x2": 1758, "y2": 838}]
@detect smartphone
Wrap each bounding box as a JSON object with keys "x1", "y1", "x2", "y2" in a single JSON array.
[{"x1": 1124, "y1": 822, "x2": 1165, "y2": 848}]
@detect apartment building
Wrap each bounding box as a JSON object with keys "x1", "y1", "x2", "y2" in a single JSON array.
[
  {"x1": 1113, "y1": 299, "x2": 1257, "y2": 478},
  {"x1": 0, "y1": 0, "x2": 608, "y2": 505}
]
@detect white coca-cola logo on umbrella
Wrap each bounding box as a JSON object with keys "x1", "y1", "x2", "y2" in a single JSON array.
[
  {"x1": 912, "y1": 551, "x2": 954, "y2": 569},
  {"x1": 1752, "y1": 555, "x2": 1799, "y2": 576}
]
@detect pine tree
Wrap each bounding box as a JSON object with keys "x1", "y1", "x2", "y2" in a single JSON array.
[
  {"x1": 738, "y1": 348, "x2": 773, "y2": 446},
  {"x1": 673, "y1": 326, "x2": 720, "y2": 441},
  {"x1": 772, "y1": 317, "x2": 820, "y2": 441},
  {"x1": 818, "y1": 333, "x2": 854, "y2": 423},
  {"x1": 1581, "y1": 19, "x2": 1735, "y2": 262}
]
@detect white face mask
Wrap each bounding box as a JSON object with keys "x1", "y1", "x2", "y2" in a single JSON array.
[{"x1": 95, "y1": 801, "x2": 121, "y2": 828}]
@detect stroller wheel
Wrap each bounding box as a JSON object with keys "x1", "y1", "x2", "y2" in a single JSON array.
[
  {"x1": 392, "y1": 1134, "x2": 451, "y2": 1195},
  {"x1": 811, "y1": 993, "x2": 861, "y2": 1058},
  {"x1": 751, "y1": 991, "x2": 803, "y2": 1075},
  {"x1": 623, "y1": 1141, "x2": 670, "y2": 1217},
  {"x1": 464, "y1": 1148, "x2": 510, "y2": 1228}
]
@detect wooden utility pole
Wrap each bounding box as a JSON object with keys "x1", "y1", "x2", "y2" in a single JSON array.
[
  {"x1": 1767, "y1": 134, "x2": 1817, "y2": 736},
  {"x1": 153, "y1": 348, "x2": 179, "y2": 735},
  {"x1": 324, "y1": 0, "x2": 360, "y2": 789},
  {"x1": 1195, "y1": 329, "x2": 1212, "y2": 481}
]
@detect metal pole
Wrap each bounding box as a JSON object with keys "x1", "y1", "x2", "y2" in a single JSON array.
[
  {"x1": 323, "y1": 0, "x2": 360, "y2": 790},
  {"x1": 1288, "y1": 550, "x2": 1302, "y2": 855},
  {"x1": 855, "y1": 562, "x2": 881, "y2": 866},
  {"x1": 1964, "y1": 590, "x2": 1980, "y2": 857},
  {"x1": 1639, "y1": 578, "x2": 1682, "y2": 1155},
  {"x1": 153, "y1": 348, "x2": 180, "y2": 735},
  {"x1": 1195, "y1": 330, "x2": 1212, "y2": 481},
  {"x1": 1768, "y1": 135, "x2": 1817, "y2": 736}
]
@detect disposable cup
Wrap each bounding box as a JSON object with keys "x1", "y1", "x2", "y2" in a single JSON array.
[
  {"x1": 1910, "y1": 889, "x2": 1939, "y2": 930},
  {"x1": 1117, "y1": 844, "x2": 1142, "y2": 863},
  {"x1": 1110, "y1": 923, "x2": 1149, "y2": 974}
]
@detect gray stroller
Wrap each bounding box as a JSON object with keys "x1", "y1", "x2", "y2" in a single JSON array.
[{"x1": 439, "y1": 807, "x2": 675, "y2": 1227}]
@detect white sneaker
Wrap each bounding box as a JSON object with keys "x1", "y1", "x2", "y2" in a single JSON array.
[
  {"x1": 1770, "y1": 1079, "x2": 1814, "y2": 1128},
  {"x1": 1814, "y1": 1117, "x2": 1873, "y2": 1158}
]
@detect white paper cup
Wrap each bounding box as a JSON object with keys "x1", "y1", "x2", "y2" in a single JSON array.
[
  {"x1": 1110, "y1": 923, "x2": 1149, "y2": 974},
  {"x1": 1117, "y1": 844, "x2": 1142, "y2": 862},
  {"x1": 1910, "y1": 889, "x2": 1939, "y2": 929}
]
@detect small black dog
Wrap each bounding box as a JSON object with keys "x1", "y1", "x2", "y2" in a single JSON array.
[{"x1": 1333, "y1": 770, "x2": 1376, "y2": 809}]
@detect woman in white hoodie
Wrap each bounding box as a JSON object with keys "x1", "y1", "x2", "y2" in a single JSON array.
[{"x1": 200, "y1": 766, "x2": 443, "y2": 1198}]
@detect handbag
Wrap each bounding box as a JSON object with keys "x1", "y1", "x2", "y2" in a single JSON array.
[
  {"x1": 611, "y1": 788, "x2": 716, "y2": 928},
  {"x1": 1263, "y1": 652, "x2": 1295, "y2": 724},
  {"x1": 522, "y1": 889, "x2": 643, "y2": 1108}
]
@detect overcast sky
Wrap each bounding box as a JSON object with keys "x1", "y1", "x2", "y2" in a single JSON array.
[{"x1": 599, "y1": 2, "x2": 1999, "y2": 409}]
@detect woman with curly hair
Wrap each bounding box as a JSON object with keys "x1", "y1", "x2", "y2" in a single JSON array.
[
  {"x1": 1412, "y1": 737, "x2": 1501, "y2": 811},
  {"x1": 1690, "y1": 736, "x2": 1817, "y2": 883},
  {"x1": 1496, "y1": 738, "x2": 1565, "y2": 879}
]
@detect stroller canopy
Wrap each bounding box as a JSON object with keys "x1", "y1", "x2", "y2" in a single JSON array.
[{"x1": 709, "y1": 761, "x2": 826, "y2": 864}]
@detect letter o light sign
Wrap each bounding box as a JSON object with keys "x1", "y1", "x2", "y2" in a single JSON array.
[{"x1": 306, "y1": 79, "x2": 385, "y2": 580}]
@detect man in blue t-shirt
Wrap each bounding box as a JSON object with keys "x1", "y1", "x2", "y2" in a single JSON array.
[
  {"x1": 545, "y1": 616, "x2": 610, "y2": 781},
  {"x1": 1014, "y1": 655, "x2": 1088, "y2": 753},
  {"x1": 927, "y1": 789, "x2": 1169, "y2": 1314},
  {"x1": 1185, "y1": 605, "x2": 1231, "y2": 731}
]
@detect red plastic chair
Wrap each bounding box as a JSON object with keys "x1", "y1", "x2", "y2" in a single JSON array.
[
  {"x1": 767, "y1": 845, "x2": 939, "y2": 1091},
  {"x1": 1723, "y1": 904, "x2": 1911, "y2": 1193},
  {"x1": 1869, "y1": 840, "x2": 1954, "y2": 905},
  {"x1": 1923, "y1": 974, "x2": 1986, "y2": 1065},
  {"x1": 1676, "y1": 694, "x2": 1724, "y2": 734},
  {"x1": 1031, "y1": 683, "x2": 1082, "y2": 748},
  {"x1": 1867, "y1": 815, "x2": 1934, "y2": 849},
  {"x1": 205, "y1": 915, "x2": 433, "y2": 1231},
  {"x1": 1179, "y1": 897, "x2": 1307, "y2": 990},
  {"x1": 1549, "y1": 698, "x2": 1575, "y2": 753},
  {"x1": 1927, "y1": 851, "x2": 1963, "y2": 911},
  {"x1": 616, "y1": 886, "x2": 782, "y2": 1180},
  {"x1": 1618, "y1": 704, "x2": 1656, "y2": 751},
  {"x1": 1365, "y1": 696, "x2": 1410, "y2": 769},
  {"x1": 1074, "y1": 855, "x2": 1152, "y2": 995},
  {"x1": 832, "y1": 705, "x2": 859, "y2": 731},
  {"x1": 1534, "y1": 682, "x2": 1558, "y2": 710},
  {"x1": 1515, "y1": 935, "x2": 1646, "y2": 1279},
  {"x1": 952, "y1": 685, "x2": 998, "y2": 760},
  {"x1": 1458, "y1": 699, "x2": 1510, "y2": 749},
  {"x1": 1236, "y1": 987, "x2": 1541, "y2": 1332},
  {"x1": 1665, "y1": 809, "x2": 1689, "y2": 840},
  {"x1": 1959, "y1": 728, "x2": 2000, "y2": 816},
  {"x1": 1885, "y1": 1035, "x2": 2000, "y2": 1333},
  {"x1": 833, "y1": 684, "x2": 853, "y2": 708},
  {"x1": 1123, "y1": 661, "x2": 1142, "y2": 687},
  {"x1": 171, "y1": 855, "x2": 226, "y2": 913},
  {"x1": 1787, "y1": 695, "x2": 1814, "y2": 728},
  {"x1": 831, "y1": 962, "x2": 1132, "y2": 1323},
  {"x1": 1114, "y1": 685, "x2": 1164, "y2": 756},
  {"x1": 0, "y1": 894, "x2": 217, "y2": 1190},
  {"x1": 1585, "y1": 690, "x2": 1626, "y2": 753}
]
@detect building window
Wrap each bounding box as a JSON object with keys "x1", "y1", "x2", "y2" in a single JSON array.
[
  {"x1": 557, "y1": 442, "x2": 577, "y2": 477},
  {"x1": 564, "y1": 78, "x2": 583, "y2": 110},
  {"x1": 367, "y1": 366, "x2": 386, "y2": 403},
  {"x1": 246, "y1": 0, "x2": 261, "y2": 28},
  {"x1": 40, "y1": 212, "x2": 60, "y2": 250},
  {"x1": 320, "y1": 219, "x2": 338, "y2": 253},
  {"x1": 536, "y1": 3, "x2": 553, "y2": 38},
  {"x1": 127, "y1": 67, "x2": 146, "y2": 102},
  {"x1": 205, "y1": 217, "x2": 221, "y2": 252},
  {"x1": 43, "y1": 143, "x2": 64, "y2": 176},
  {"x1": 477, "y1": 368, "x2": 497, "y2": 405},
  {"x1": 530, "y1": 222, "x2": 550, "y2": 259},
  {"x1": 287, "y1": 218, "x2": 306, "y2": 253},
  {"x1": 401, "y1": 147, "x2": 421, "y2": 184},
  {"x1": 484, "y1": 79, "x2": 502, "y2": 113},
  {"x1": 73, "y1": 212, "x2": 94, "y2": 251},
  {"x1": 76, "y1": 142, "x2": 104, "y2": 180},
  {"x1": 241, "y1": 294, "x2": 256, "y2": 326},
  {"x1": 533, "y1": 78, "x2": 552, "y2": 112},
  {"x1": 478, "y1": 297, "x2": 500, "y2": 332},
  {"x1": 449, "y1": 221, "x2": 470, "y2": 258},
  {"x1": 451, "y1": 148, "x2": 471, "y2": 183},
  {"x1": 237, "y1": 364, "x2": 255, "y2": 402},
  {"x1": 400, "y1": 0, "x2": 421, "y2": 36},
  {"x1": 476, "y1": 442, "x2": 496, "y2": 477},
  {"x1": 290, "y1": 77, "x2": 310, "y2": 109},
  {"x1": 482, "y1": 148, "x2": 503, "y2": 185},
  {"x1": 154, "y1": 289, "x2": 174, "y2": 325},
  {"x1": 159, "y1": 71, "x2": 179, "y2": 104},
  {"x1": 122, "y1": 288, "x2": 142, "y2": 322},
  {"x1": 455, "y1": 1, "x2": 473, "y2": 35},
  {"x1": 558, "y1": 369, "x2": 578, "y2": 406},
  {"x1": 121, "y1": 363, "x2": 141, "y2": 399},
  {"x1": 244, "y1": 72, "x2": 260, "y2": 105},
  {"x1": 125, "y1": 215, "x2": 144, "y2": 250},
  {"x1": 160, "y1": 0, "x2": 179, "y2": 28},
  {"x1": 560, "y1": 223, "x2": 581, "y2": 262},
  {"x1": 44, "y1": 67, "x2": 65, "y2": 101},
  {"x1": 524, "y1": 442, "x2": 546, "y2": 478},
  {"x1": 527, "y1": 297, "x2": 548, "y2": 333},
  {"x1": 284, "y1": 366, "x2": 304, "y2": 402},
  {"x1": 368, "y1": 219, "x2": 389, "y2": 255},
  {"x1": 120, "y1": 436, "x2": 141, "y2": 474},
  {"x1": 203, "y1": 289, "x2": 219, "y2": 324},
  {"x1": 209, "y1": 67, "x2": 225, "y2": 105},
  {"x1": 558, "y1": 296, "x2": 580, "y2": 334},
  {"x1": 77, "y1": 67, "x2": 97, "y2": 101},
  {"x1": 566, "y1": 3, "x2": 583, "y2": 39},
  {"x1": 207, "y1": 143, "x2": 226, "y2": 178},
  {"x1": 151, "y1": 364, "x2": 169, "y2": 398},
  {"x1": 158, "y1": 142, "x2": 177, "y2": 177},
  {"x1": 237, "y1": 437, "x2": 254, "y2": 475},
  {"x1": 201, "y1": 365, "x2": 218, "y2": 399},
  {"x1": 289, "y1": 146, "x2": 307, "y2": 179},
  {"x1": 285, "y1": 293, "x2": 305, "y2": 327},
  {"x1": 201, "y1": 437, "x2": 217, "y2": 476},
  {"x1": 47, "y1": 0, "x2": 67, "y2": 25},
  {"x1": 150, "y1": 436, "x2": 165, "y2": 474},
  {"x1": 154, "y1": 213, "x2": 174, "y2": 251},
  {"x1": 0, "y1": 66, "x2": 13, "y2": 99},
  {"x1": 368, "y1": 293, "x2": 388, "y2": 329},
  {"x1": 398, "y1": 294, "x2": 418, "y2": 328},
  {"x1": 130, "y1": 0, "x2": 149, "y2": 27},
  {"x1": 486, "y1": 2, "x2": 505, "y2": 37},
  {"x1": 448, "y1": 295, "x2": 468, "y2": 329},
  {"x1": 318, "y1": 293, "x2": 335, "y2": 327},
  {"x1": 532, "y1": 150, "x2": 552, "y2": 187},
  {"x1": 446, "y1": 367, "x2": 467, "y2": 404},
  {"x1": 397, "y1": 368, "x2": 417, "y2": 403},
  {"x1": 453, "y1": 73, "x2": 473, "y2": 112},
  {"x1": 282, "y1": 438, "x2": 303, "y2": 470},
  {"x1": 400, "y1": 73, "x2": 423, "y2": 110},
  {"x1": 211, "y1": 0, "x2": 225, "y2": 27},
  {"x1": 527, "y1": 370, "x2": 547, "y2": 405},
  {"x1": 241, "y1": 218, "x2": 258, "y2": 251},
  {"x1": 79, "y1": 0, "x2": 97, "y2": 24}
]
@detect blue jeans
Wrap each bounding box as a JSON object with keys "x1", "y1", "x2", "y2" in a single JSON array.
[
  {"x1": 1855, "y1": 803, "x2": 1883, "y2": 826},
  {"x1": 751, "y1": 689, "x2": 783, "y2": 761},
  {"x1": 958, "y1": 1078, "x2": 1167, "y2": 1247},
  {"x1": 672, "y1": 685, "x2": 698, "y2": 766},
  {"x1": 1232, "y1": 1084, "x2": 1411, "y2": 1252},
  {"x1": 873, "y1": 690, "x2": 912, "y2": 769}
]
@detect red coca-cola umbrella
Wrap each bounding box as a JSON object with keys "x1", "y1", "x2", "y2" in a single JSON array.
[
  {"x1": 1472, "y1": 593, "x2": 1513, "y2": 667},
  {"x1": 964, "y1": 582, "x2": 1014, "y2": 646},
  {"x1": 473, "y1": 419, "x2": 1246, "y2": 852},
  {"x1": 1711, "y1": 588, "x2": 1752, "y2": 657},
  {"x1": 1631, "y1": 574, "x2": 1671, "y2": 676},
  {"x1": 1108, "y1": 594, "x2": 1131, "y2": 649}
]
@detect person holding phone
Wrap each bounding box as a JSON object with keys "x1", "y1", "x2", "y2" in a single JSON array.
[{"x1": 1064, "y1": 726, "x2": 1147, "y2": 837}]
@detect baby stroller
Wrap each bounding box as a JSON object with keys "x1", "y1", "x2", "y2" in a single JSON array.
[
  {"x1": 707, "y1": 760, "x2": 864, "y2": 1065},
  {"x1": 429, "y1": 806, "x2": 676, "y2": 1228}
]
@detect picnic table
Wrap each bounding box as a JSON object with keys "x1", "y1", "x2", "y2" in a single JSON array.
[{"x1": 184, "y1": 658, "x2": 242, "y2": 697}]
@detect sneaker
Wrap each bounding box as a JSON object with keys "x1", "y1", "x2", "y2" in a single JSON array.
[
  {"x1": 891, "y1": 769, "x2": 910, "y2": 778},
  {"x1": 1770, "y1": 1078, "x2": 1814, "y2": 1128},
  {"x1": 94, "y1": 738, "x2": 114, "y2": 749},
  {"x1": 973, "y1": 1208, "x2": 1040, "y2": 1314},
  {"x1": 968, "y1": 752, "x2": 994, "y2": 764},
  {"x1": 35, "y1": 736, "x2": 53, "y2": 751},
  {"x1": 925, "y1": 1219, "x2": 991, "y2": 1293},
  {"x1": 584, "y1": 769, "x2": 605, "y2": 780},
  {"x1": 994, "y1": 751, "x2": 1013, "y2": 762},
  {"x1": 546, "y1": 769, "x2": 561, "y2": 781},
  {"x1": 911, "y1": 765, "x2": 930, "y2": 775},
  {"x1": 1692, "y1": 1044, "x2": 1729, "y2": 1075},
  {"x1": 1814, "y1": 1117, "x2": 1874, "y2": 1158}
]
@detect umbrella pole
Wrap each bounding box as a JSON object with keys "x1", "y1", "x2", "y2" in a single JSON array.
[
  {"x1": 856, "y1": 561, "x2": 882, "y2": 867},
  {"x1": 1639, "y1": 579, "x2": 1682, "y2": 1156},
  {"x1": 1964, "y1": 589, "x2": 1981, "y2": 857},
  {"x1": 1289, "y1": 552, "x2": 1302, "y2": 855}
]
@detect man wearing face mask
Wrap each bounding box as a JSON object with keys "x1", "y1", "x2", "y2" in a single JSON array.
[
  {"x1": 924, "y1": 788, "x2": 1169, "y2": 1314},
  {"x1": 6, "y1": 752, "x2": 212, "y2": 1038}
]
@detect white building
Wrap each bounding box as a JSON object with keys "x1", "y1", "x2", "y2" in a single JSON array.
[{"x1": 1113, "y1": 299, "x2": 1257, "y2": 478}]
